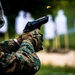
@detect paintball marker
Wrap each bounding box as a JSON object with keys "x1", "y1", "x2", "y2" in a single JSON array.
[{"x1": 23, "y1": 16, "x2": 48, "y2": 32}]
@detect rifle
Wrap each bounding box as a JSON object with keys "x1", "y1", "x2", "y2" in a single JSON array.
[{"x1": 23, "y1": 16, "x2": 48, "y2": 32}]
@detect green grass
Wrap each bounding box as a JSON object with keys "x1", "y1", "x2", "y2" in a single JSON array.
[
  {"x1": 59, "y1": 33, "x2": 75, "y2": 49},
  {"x1": 35, "y1": 64, "x2": 75, "y2": 75}
]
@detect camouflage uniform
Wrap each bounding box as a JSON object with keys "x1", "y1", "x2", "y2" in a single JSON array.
[
  {"x1": 0, "y1": 1, "x2": 42, "y2": 75},
  {"x1": 0, "y1": 39, "x2": 41, "y2": 75}
]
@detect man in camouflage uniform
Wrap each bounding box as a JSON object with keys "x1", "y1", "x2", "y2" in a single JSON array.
[{"x1": 0, "y1": 1, "x2": 43, "y2": 75}]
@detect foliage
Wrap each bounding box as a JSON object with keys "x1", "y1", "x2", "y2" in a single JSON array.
[{"x1": 0, "y1": 0, "x2": 75, "y2": 49}]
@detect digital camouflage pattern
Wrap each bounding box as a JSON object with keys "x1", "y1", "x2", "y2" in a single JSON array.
[
  {"x1": 0, "y1": 39, "x2": 41, "y2": 75},
  {"x1": 0, "y1": 39, "x2": 20, "y2": 53},
  {"x1": 0, "y1": 1, "x2": 42, "y2": 75}
]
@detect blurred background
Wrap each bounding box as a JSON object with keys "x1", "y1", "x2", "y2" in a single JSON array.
[{"x1": 0, "y1": 0, "x2": 75, "y2": 75}]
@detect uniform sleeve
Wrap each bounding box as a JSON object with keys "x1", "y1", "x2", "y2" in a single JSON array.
[
  {"x1": 0, "y1": 39, "x2": 20, "y2": 53},
  {"x1": 0, "y1": 40, "x2": 41, "y2": 75}
]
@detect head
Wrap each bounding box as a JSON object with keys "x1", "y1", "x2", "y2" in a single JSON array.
[
  {"x1": 0, "y1": 1, "x2": 5, "y2": 28},
  {"x1": 26, "y1": 12, "x2": 31, "y2": 18},
  {"x1": 57, "y1": 9, "x2": 64, "y2": 15},
  {"x1": 18, "y1": 10, "x2": 25, "y2": 17}
]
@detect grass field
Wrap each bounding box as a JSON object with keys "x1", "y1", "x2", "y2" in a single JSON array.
[{"x1": 35, "y1": 65, "x2": 75, "y2": 75}]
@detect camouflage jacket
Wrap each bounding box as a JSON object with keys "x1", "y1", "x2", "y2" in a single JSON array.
[{"x1": 0, "y1": 39, "x2": 41, "y2": 75}]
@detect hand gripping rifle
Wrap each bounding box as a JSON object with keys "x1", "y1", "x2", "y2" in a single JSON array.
[{"x1": 23, "y1": 16, "x2": 48, "y2": 32}]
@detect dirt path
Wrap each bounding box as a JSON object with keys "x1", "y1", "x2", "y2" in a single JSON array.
[{"x1": 37, "y1": 51, "x2": 75, "y2": 67}]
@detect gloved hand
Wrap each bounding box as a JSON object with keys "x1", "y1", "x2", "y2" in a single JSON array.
[
  {"x1": 16, "y1": 30, "x2": 35, "y2": 45},
  {"x1": 22, "y1": 29, "x2": 43, "y2": 52},
  {"x1": 0, "y1": 52, "x2": 4, "y2": 58}
]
